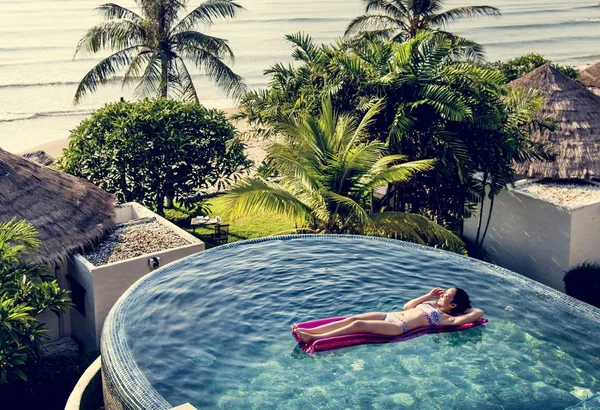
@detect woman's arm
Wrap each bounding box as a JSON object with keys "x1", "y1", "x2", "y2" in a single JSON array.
[
  {"x1": 443, "y1": 308, "x2": 484, "y2": 326},
  {"x1": 403, "y1": 288, "x2": 444, "y2": 310}
]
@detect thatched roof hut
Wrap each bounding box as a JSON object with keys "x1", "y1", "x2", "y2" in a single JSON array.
[
  {"x1": 0, "y1": 148, "x2": 116, "y2": 266},
  {"x1": 509, "y1": 64, "x2": 600, "y2": 179},
  {"x1": 579, "y1": 62, "x2": 600, "y2": 89},
  {"x1": 22, "y1": 150, "x2": 55, "y2": 166}
]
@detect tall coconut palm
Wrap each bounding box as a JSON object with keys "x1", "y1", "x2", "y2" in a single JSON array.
[
  {"x1": 74, "y1": 0, "x2": 246, "y2": 104},
  {"x1": 345, "y1": 0, "x2": 500, "y2": 41},
  {"x1": 223, "y1": 98, "x2": 465, "y2": 252}
]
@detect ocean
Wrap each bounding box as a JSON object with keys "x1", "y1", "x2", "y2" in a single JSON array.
[{"x1": 1, "y1": 0, "x2": 600, "y2": 153}]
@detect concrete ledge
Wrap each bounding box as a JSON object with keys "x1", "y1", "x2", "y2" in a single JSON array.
[{"x1": 65, "y1": 356, "x2": 101, "y2": 410}]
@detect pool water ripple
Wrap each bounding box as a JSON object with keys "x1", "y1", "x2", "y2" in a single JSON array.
[{"x1": 102, "y1": 235, "x2": 600, "y2": 409}]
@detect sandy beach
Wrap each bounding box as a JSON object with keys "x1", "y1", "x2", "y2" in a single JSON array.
[{"x1": 21, "y1": 107, "x2": 268, "y2": 168}]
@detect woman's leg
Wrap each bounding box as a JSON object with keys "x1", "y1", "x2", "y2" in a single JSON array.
[
  {"x1": 293, "y1": 312, "x2": 386, "y2": 335},
  {"x1": 296, "y1": 319, "x2": 404, "y2": 345}
]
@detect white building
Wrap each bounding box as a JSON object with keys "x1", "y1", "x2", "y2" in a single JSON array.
[
  {"x1": 464, "y1": 181, "x2": 600, "y2": 292},
  {"x1": 0, "y1": 149, "x2": 204, "y2": 351}
]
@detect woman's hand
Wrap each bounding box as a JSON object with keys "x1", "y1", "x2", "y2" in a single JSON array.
[
  {"x1": 404, "y1": 287, "x2": 444, "y2": 310},
  {"x1": 427, "y1": 287, "x2": 444, "y2": 299}
]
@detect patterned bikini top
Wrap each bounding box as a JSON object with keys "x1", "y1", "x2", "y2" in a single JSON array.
[{"x1": 417, "y1": 303, "x2": 441, "y2": 328}]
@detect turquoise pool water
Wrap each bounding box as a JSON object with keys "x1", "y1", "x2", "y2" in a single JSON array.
[{"x1": 102, "y1": 236, "x2": 600, "y2": 409}]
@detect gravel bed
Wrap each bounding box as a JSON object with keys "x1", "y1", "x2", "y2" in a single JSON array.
[
  {"x1": 516, "y1": 181, "x2": 600, "y2": 208},
  {"x1": 84, "y1": 219, "x2": 191, "y2": 266}
]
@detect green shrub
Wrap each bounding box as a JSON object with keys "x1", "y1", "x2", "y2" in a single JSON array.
[
  {"x1": 60, "y1": 99, "x2": 252, "y2": 215},
  {"x1": 0, "y1": 351, "x2": 100, "y2": 410},
  {"x1": 490, "y1": 53, "x2": 579, "y2": 83},
  {"x1": 564, "y1": 263, "x2": 600, "y2": 308},
  {"x1": 163, "y1": 208, "x2": 193, "y2": 227}
]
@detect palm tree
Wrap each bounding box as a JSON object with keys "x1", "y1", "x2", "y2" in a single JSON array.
[
  {"x1": 223, "y1": 98, "x2": 464, "y2": 252},
  {"x1": 473, "y1": 87, "x2": 555, "y2": 250},
  {"x1": 236, "y1": 31, "x2": 493, "y2": 226},
  {"x1": 74, "y1": 0, "x2": 246, "y2": 104},
  {"x1": 345, "y1": 0, "x2": 500, "y2": 41}
]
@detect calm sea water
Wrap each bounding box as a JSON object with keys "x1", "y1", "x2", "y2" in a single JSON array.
[
  {"x1": 1, "y1": 0, "x2": 600, "y2": 152},
  {"x1": 102, "y1": 236, "x2": 600, "y2": 409}
]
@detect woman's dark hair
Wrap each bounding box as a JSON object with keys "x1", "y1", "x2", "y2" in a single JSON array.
[{"x1": 451, "y1": 288, "x2": 472, "y2": 315}]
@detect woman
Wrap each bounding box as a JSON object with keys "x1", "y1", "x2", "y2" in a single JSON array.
[{"x1": 293, "y1": 287, "x2": 484, "y2": 345}]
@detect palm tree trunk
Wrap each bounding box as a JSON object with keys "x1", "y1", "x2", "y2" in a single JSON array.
[
  {"x1": 119, "y1": 170, "x2": 129, "y2": 202},
  {"x1": 479, "y1": 194, "x2": 495, "y2": 249},
  {"x1": 161, "y1": 57, "x2": 169, "y2": 98},
  {"x1": 474, "y1": 171, "x2": 488, "y2": 248},
  {"x1": 156, "y1": 192, "x2": 165, "y2": 216}
]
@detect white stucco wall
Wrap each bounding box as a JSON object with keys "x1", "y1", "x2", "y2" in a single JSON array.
[
  {"x1": 89, "y1": 243, "x2": 203, "y2": 347},
  {"x1": 464, "y1": 188, "x2": 573, "y2": 291},
  {"x1": 37, "y1": 264, "x2": 71, "y2": 343},
  {"x1": 68, "y1": 256, "x2": 98, "y2": 349},
  {"x1": 37, "y1": 310, "x2": 61, "y2": 340},
  {"x1": 569, "y1": 202, "x2": 600, "y2": 268},
  {"x1": 68, "y1": 202, "x2": 204, "y2": 349}
]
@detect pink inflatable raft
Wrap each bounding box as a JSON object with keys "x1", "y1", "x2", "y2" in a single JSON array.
[{"x1": 292, "y1": 316, "x2": 488, "y2": 354}]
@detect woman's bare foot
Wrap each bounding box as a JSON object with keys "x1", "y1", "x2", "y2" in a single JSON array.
[
  {"x1": 296, "y1": 330, "x2": 315, "y2": 345},
  {"x1": 291, "y1": 324, "x2": 319, "y2": 335}
]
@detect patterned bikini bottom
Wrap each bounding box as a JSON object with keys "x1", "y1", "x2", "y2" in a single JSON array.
[{"x1": 384, "y1": 313, "x2": 410, "y2": 334}]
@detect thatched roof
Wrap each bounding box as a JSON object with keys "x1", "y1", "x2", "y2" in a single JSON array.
[
  {"x1": 0, "y1": 148, "x2": 116, "y2": 266},
  {"x1": 22, "y1": 150, "x2": 55, "y2": 166},
  {"x1": 509, "y1": 64, "x2": 600, "y2": 179},
  {"x1": 579, "y1": 62, "x2": 600, "y2": 89}
]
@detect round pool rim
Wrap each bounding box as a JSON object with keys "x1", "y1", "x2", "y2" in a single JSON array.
[{"x1": 100, "y1": 234, "x2": 600, "y2": 410}]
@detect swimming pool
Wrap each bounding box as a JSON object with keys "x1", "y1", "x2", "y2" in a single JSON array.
[{"x1": 101, "y1": 235, "x2": 600, "y2": 409}]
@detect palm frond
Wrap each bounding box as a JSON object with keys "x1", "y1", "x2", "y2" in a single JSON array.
[
  {"x1": 74, "y1": 20, "x2": 147, "y2": 57},
  {"x1": 121, "y1": 49, "x2": 153, "y2": 89},
  {"x1": 324, "y1": 191, "x2": 372, "y2": 228},
  {"x1": 172, "y1": 30, "x2": 234, "y2": 60},
  {"x1": 0, "y1": 218, "x2": 40, "y2": 261},
  {"x1": 368, "y1": 212, "x2": 465, "y2": 252},
  {"x1": 172, "y1": 0, "x2": 243, "y2": 34},
  {"x1": 336, "y1": 142, "x2": 389, "y2": 190},
  {"x1": 345, "y1": 14, "x2": 400, "y2": 38},
  {"x1": 266, "y1": 143, "x2": 322, "y2": 192},
  {"x1": 431, "y1": 6, "x2": 501, "y2": 26},
  {"x1": 177, "y1": 44, "x2": 246, "y2": 98},
  {"x1": 74, "y1": 46, "x2": 141, "y2": 103},
  {"x1": 364, "y1": 0, "x2": 407, "y2": 18},
  {"x1": 362, "y1": 158, "x2": 436, "y2": 191},
  {"x1": 96, "y1": 3, "x2": 142, "y2": 22},
  {"x1": 284, "y1": 32, "x2": 323, "y2": 64},
  {"x1": 413, "y1": 84, "x2": 472, "y2": 122},
  {"x1": 351, "y1": 98, "x2": 384, "y2": 144},
  {"x1": 170, "y1": 57, "x2": 199, "y2": 102},
  {"x1": 133, "y1": 49, "x2": 163, "y2": 99},
  {"x1": 222, "y1": 177, "x2": 312, "y2": 220}
]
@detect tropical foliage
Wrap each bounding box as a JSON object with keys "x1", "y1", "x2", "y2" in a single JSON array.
[
  {"x1": 490, "y1": 53, "x2": 578, "y2": 83},
  {"x1": 74, "y1": 0, "x2": 245, "y2": 103},
  {"x1": 224, "y1": 98, "x2": 465, "y2": 252},
  {"x1": 238, "y1": 32, "x2": 545, "y2": 228},
  {"x1": 0, "y1": 219, "x2": 72, "y2": 383},
  {"x1": 471, "y1": 87, "x2": 555, "y2": 250},
  {"x1": 60, "y1": 99, "x2": 251, "y2": 215},
  {"x1": 237, "y1": 30, "x2": 554, "y2": 243},
  {"x1": 0, "y1": 351, "x2": 100, "y2": 410},
  {"x1": 345, "y1": 0, "x2": 500, "y2": 41}
]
